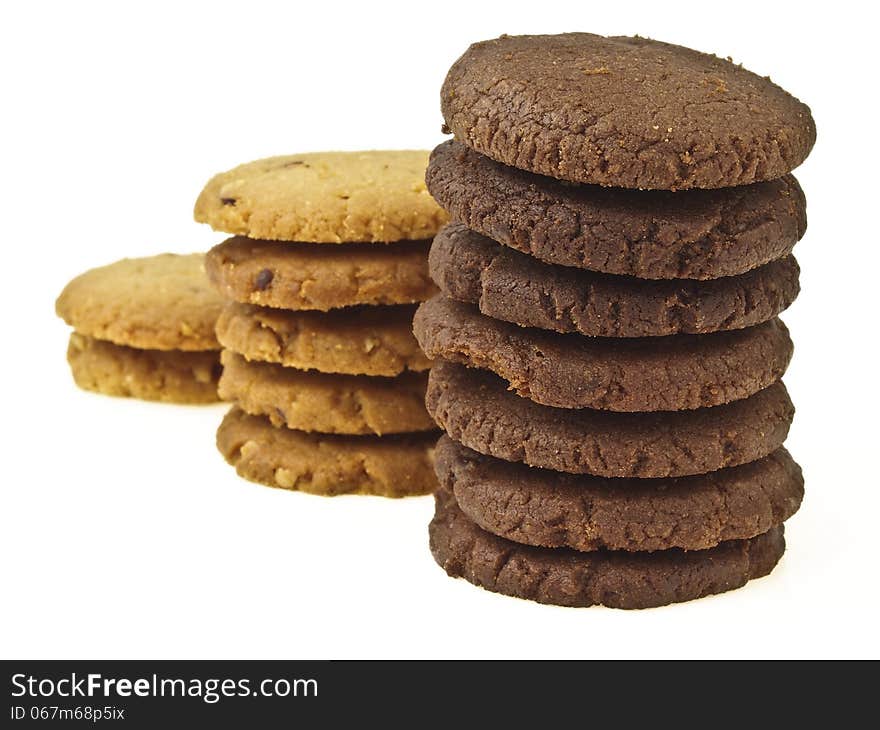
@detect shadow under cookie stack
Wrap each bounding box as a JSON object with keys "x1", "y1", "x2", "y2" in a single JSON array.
[
  {"x1": 194, "y1": 151, "x2": 447, "y2": 497},
  {"x1": 415, "y1": 33, "x2": 816, "y2": 608}
]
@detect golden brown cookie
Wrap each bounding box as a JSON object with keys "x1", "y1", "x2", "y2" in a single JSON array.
[
  {"x1": 67, "y1": 333, "x2": 221, "y2": 404},
  {"x1": 194, "y1": 150, "x2": 448, "y2": 242},
  {"x1": 218, "y1": 351, "x2": 434, "y2": 435},
  {"x1": 216, "y1": 407, "x2": 438, "y2": 497},
  {"x1": 56, "y1": 253, "x2": 223, "y2": 351},
  {"x1": 205, "y1": 237, "x2": 437, "y2": 311},
  {"x1": 217, "y1": 303, "x2": 431, "y2": 376}
]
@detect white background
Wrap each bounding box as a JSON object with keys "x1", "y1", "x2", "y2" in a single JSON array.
[{"x1": 2, "y1": 0, "x2": 877, "y2": 660}]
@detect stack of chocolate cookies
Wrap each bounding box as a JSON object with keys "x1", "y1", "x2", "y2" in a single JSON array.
[
  {"x1": 194, "y1": 151, "x2": 448, "y2": 497},
  {"x1": 415, "y1": 33, "x2": 815, "y2": 608}
]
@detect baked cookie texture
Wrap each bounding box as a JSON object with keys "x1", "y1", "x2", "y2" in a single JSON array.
[
  {"x1": 217, "y1": 407, "x2": 437, "y2": 497},
  {"x1": 414, "y1": 295, "x2": 792, "y2": 412},
  {"x1": 423, "y1": 31, "x2": 812, "y2": 607},
  {"x1": 427, "y1": 141, "x2": 807, "y2": 279},
  {"x1": 216, "y1": 303, "x2": 431, "y2": 376},
  {"x1": 218, "y1": 350, "x2": 434, "y2": 435},
  {"x1": 194, "y1": 150, "x2": 448, "y2": 242},
  {"x1": 198, "y1": 150, "x2": 443, "y2": 497},
  {"x1": 431, "y1": 223, "x2": 800, "y2": 337},
  {"x1": 441, "y1": 34, "x2": 815, "y2": 190},
  {"x1": 56, "y1": 253, "x2": 223, "y2": 351},
  {"x1": 67, "y1": 333, "x2": 221, "y2": 404},
  {"x1": 437, "y1": 436, "x2": 803, "y2": 552},
  {"x1": 426, "y1": 361, "x2": 794, "y2": 478},
  {"x1": 205, "y1": 237, "x2": 437, "y2": 311},
  {"x1": 429, "y1": 488, "x2": 786, "y2": 609}
]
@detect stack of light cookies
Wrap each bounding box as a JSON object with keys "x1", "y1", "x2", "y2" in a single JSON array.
[
  {"x1": 194, "y1": 151, "x2": 448, "y2": 497},
  {"x1": 415, "y1": 33, "x2": 815, "y2": 608},
  {"x1": 56, "y1": 254, "x2": 224, "y2": 403}
]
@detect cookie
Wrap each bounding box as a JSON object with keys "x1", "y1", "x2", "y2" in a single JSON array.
[
  {"x1": 414, "y1": 296, "x2": 792, "y2": 412},
  {"x1": 431, "y1": 223, "x2": 800, "y2": 336},
  {"x1": 429, "y1": 487, "x2": 785, "y2": 609},
  {"x1": 194, "y1": 150, "x2": 448, "y2": 242},
  {"x1": 426, "y1": 361, "x2": 794, "y2": 478},
  {"x1": 217, "y1": 302, "x2": 431, "y2": 377},
  {"x1": 426, "y1": 142, "x2": 807, "y2": 279},
  {"x1": 56, "y1": 253, "x2": 223, "y2": 351},
  {"x1": 217, "y1": 407, "x2": 437, "y2": 497},
  {"x1": 205, "y1": 237, "x2": 437, "y2": 311},
  {"x1": 441, "y1": 34, "x2": 815, "y2": 190},
  {"x1": 437, "y1": 436, "x2": 803, "y2": 552},
  {"x1": 67, "y1": 333, "x2": 221, "y2": 404},
  {"x1": 218, "y1": 350, "x2": 434, "y2": 435}
]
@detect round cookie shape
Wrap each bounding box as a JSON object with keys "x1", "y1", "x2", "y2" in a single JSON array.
[
  {"x1": 217, "y1": 407, "x2": 437, "y2": 497},
  {"x1": 441, "y1": 34, "x2": 816, "y2": 190},
  {"x1": 56, "y1": 253, "x2": 223, "y2": 351},
  {"x1": 429, "y1": 488, "x2": 786, "y2": 609},
  {"x1": 414, "y1": 296, "x2": 792, "y2": 412},
  {"x1": 194, "y1": 150, "x2": 448, "y2": 242},
  {"x1": 426, "y1": 360, "x2": 794, "y2": 478},
  {"x1": 217, "y1": 303, "x2": 431, "y2": 377},
  {"x1": 218, "y1": 351, "x2": 434, "y2": 436},
  {"x1": 66, "y1": 333, "x2": 221, "y2": 404},
  {"x1": 426, "y1": 142, "x2": 807, "y2": 279},
  {"x1": 206, "y1": 237, "x2": 437, "y2": 311},
  {"x1": 437, "y1": 436, "x2": 803, "y2": 552},
  {"x1": 431, "y1": 223, "x2": 801, "y2": 337}
]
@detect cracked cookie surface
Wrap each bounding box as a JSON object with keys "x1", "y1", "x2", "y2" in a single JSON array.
[
  {"x1": 429, "y1": 487, "x2": 786, "y2": 609},
  {"x1": 56, "y1": 253, "x2": 223, "y2": 351},
  {"x1": 426, "y1": 142, "x2": 807, "y2": 279},
  {"x1": 431, "y1": 223, "x2": 800, "y2": 336},
  {"x1": 437, "y1": 436, "x2": 802, "y2": 552},
  {"x1": 441, "y1": 34, "x2": 815, "y2": 190},
  {"x1": 426, "y1": 360, "x2": 794, "y2": 478},
  {"x1": 194, "y1": 150, "x2": 448, "y2": 242},
  {"x1": 206, "y1": 237, "x2": 437, "y2": 310},
  {"x1": 218, "y1": 351, "x2": 434, "y2": 435},
  {"x1": 216, "y1": 407, "x2": 437, "y2": 497},
  {"x1": 415, "y1": 296, "x2": 792, "y2": 412},
  {"x1": 217, "y1": 302, "x2": 430, "y2": 376}
]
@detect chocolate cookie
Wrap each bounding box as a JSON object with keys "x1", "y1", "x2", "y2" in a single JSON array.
[
  {"x1": 67, "y1": 333, "x2": 221, "y2": 404},
  {"x1": 441, "y1": 34, "x2": 815, "y2": 190},
  {"x1": 195, "y1": 150, "x2": 447, "y2": 242},
  {"x1": 217, "y1": 407, "x2": 437, "y2": 497},
  {"x1": 437, "y1": 436, "x2": 803, "y2": 552},
  {"x1": 426, "y1": 142, "x2": 807, "y2": 279},
  {"x1": 56, "y1": 253, "x2": 223, "y2": 351},
  {"x1": 216, "y1": 302, "x2": 431, "y2": 377},
  {"x1": 218, "y1": 350, "x2": 434, "y2": 435},
  {"x1": 205, "y1": 237, "x2": 437, "y2": 311},
  {"x1": 431, "y1": 223, "x2": 800, "y2": 337},
  {"x1": 426, "y1": 361, "x2": 794, "y2": 478},
  {"x1": 414, "y1": 296, "x2": 792, "y2": 412},
  {"x1": 429, "y1": 488, "x2": 786, "y2": 609}
]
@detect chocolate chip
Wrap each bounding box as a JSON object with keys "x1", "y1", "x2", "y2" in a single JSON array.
[
  {"x1": 220, "y1": 197, "x2": 237, "y2": 206},
  {"x1": 254, "y1": 269, "x2": 274, "y2": 290},
  {"x1": 281, "y1": 160, "x2": 307, "y2": 168}
]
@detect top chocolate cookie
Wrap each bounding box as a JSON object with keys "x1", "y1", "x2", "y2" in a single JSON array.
[
  {"x1": 441, "y1": 34, "x2": 815, "y2": 190},
  {"x1": 195, "y1": 150, "x2": 448, "y2": 242}
]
